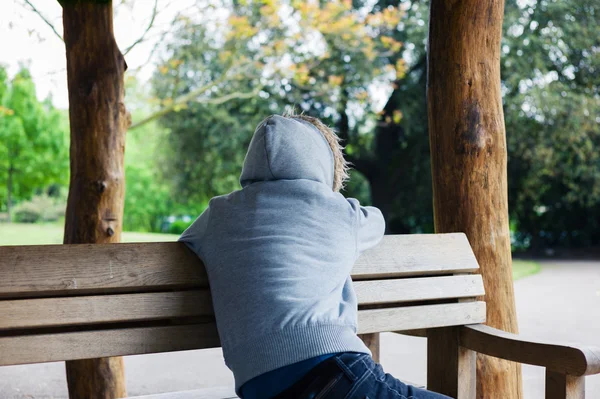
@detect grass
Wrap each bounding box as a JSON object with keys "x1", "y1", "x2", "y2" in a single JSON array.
[
  {"x1": 0, "y1": 222, "x2": 178, "y2": 245},
  {"x1": 0, "y1": 222, "x2": 541, "y2": 280},
  {"x1": 512, "y1": 259, "x2": 541, "y2": 280}
]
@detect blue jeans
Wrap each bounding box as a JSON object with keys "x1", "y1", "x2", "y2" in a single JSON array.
[{"x1": 272, "y1": 353, "x2": 452, "y2": 399}]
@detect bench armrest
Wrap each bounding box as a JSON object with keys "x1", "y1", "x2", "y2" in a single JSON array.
[{"x1": 459, "y1": 324, "x2": 600, "y2": 376}]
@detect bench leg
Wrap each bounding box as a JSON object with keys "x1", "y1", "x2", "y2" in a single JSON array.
[
  {"x1": 358, "y1": 333, "x2": 380, "y2": 363},
  {"x1": 546, "y1": 371, "x2": 585, "y2": 399},
  {"x1": 427, "y1": 327, "x2": 476, "y2": 399}
]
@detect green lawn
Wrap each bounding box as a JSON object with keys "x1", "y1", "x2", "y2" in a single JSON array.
[
  {"x1": 512, "y1": 259, "x2": 541, "y2": 280},
  {"x1": 0, "y1": 223, "x2": 540, "y2": 280},
  {"x1": 0, "y1": 222, "x2": 178, "y2": 245}
]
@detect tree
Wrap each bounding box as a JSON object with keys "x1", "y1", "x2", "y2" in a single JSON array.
[
  {"x1": 0, "y1": 66, "x2": 68, "y2": 221},
  {"x1": 427, "y1": 1, "x2": 522, "y2": 397},
  {"x1": 502, "y1": 0, "x2": 600, "y2": 248},
  {"x1": 150, "y1": 0, "x2": 404, "y2": 206},
  {"x1": 59, "y1": 0, "x2": 129, "y2": 397}
]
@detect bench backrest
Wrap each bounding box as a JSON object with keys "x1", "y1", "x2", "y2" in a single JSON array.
[{"x1": 0, "y1": 233, "x2": 486, "y2": 366}]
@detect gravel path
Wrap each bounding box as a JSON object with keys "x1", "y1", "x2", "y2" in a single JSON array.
[{"x1": 1, "y1": 260, "x2": 598, "y2": 398}]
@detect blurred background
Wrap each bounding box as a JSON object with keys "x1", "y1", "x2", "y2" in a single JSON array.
[
  {"x1": 0, "y1": 1, "x2": 599, "y2": 396},
  {"x1": 1, "y1": 0, "x2": 598, "y2": 255}
]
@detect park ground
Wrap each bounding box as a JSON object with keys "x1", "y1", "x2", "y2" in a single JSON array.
[{"x1": 0, "y1": 225, "x2": 597, "y2": 398}]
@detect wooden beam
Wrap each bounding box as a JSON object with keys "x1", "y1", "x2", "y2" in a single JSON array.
[
  {"x1": 460, "y1": 324, "x2": 600, "y2": 376},
  {"x1": 427, "y1": 0, "x2": 522, "y2": 397},
  {"x1": 0, "y1": 234, "x2": 480, "y2": 299},
  {"x1": 357, "y1": 302, "x2": 486, "y2": 334},
  {"x1": 545, "y1": 371, "x2": 585, "y2": 399},
  {"x1": 427, "y1": 327, "x2": 476, "y2": 399},
  {"x1": 358, "y1": 333, "x2": 380, "y2": 363},
  {"x1": 0, "y1": 323, "x2": 221, "y2": 367},
  {"x1": 59, "y1": 0, "x2": 129, "y2": 397}
]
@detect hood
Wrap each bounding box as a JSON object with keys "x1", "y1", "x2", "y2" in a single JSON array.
[{"x1": 240, "y1": 115, "x2": 335, "y2": 188}]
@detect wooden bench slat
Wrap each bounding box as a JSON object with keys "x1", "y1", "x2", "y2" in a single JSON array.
[
  {"x1": 0, "y1": 291, "x2": 213, "y2": 330},
  {"x1": 0, "y1": 242, "x2": 208, "y2": 299},
  {"x1": 0, "y1": 234, "x2": 477, "y2": 299},
  {"x1": 353, "y1": 233, "x2": 479, "y2": 279},
  {"x1": 0, "y1": 323, "x2": 221, "y2": 366},
  {"x1": 0, "y1": 302, "x2": 485, "y2": 366},
  {"x1": 357, "y1": 302, "x2": 486, "y2": 334},
  {"x1": 0, "y1": 276, "x2": 483, "y2": 331},
  {"x1": 354, "y1": 275, "x2": 484, "y2": 305}
]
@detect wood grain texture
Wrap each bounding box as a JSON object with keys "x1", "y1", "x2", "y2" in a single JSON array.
[
  {"x1": 427, "y1": 0, "x2": 521, "y2": 397},
  {"x1": 0, "y1": 302, "x2": 484, "y2": 366},
  {"x1": 353, "y1": 233, "x2": 479, "y2": 278},
  {"x1": 0, "y1": 275, "x2": 484, "y2": 330},
  {"x1": 357, "y1": 302, "x2": 486, "y2": 334},
  {"x1": 460, "y1": 324, "x2": 600, "y2": 376},
  {"x1": 0, "y1": 234, "x2": 477, "y2": 299},
  {"x1": 545, "y1": 371, "x2": 585, "y2": 399},
  {"x1": 355, "y1": 275, "x2": 484, "y2": 305},
  {"x1": 128, "y1": 387, "x2": 237, "y2": 399},
  {"x1": 0, "y1": 291, "x2": 213, "y2": 330},
  {"x1": 358, "y1": 333, "x2": 380, "y2": 363},
  {"x1": 0, "y1": 242, "x2": 206, "y2": 299},
  {"x1": 60, "y1": 0, "x2": 129, "y2": 395},
  {"x1": 427, "y1": 327, "x2": 476, "y2": 399},
  {"x1": 0, "y1": 323, "x2": 220, "y2": 366}
]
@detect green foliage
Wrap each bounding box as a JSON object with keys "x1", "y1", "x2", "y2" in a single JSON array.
[
  {"x1": 167, "y1": 219, "x2": 194, "y2": 235},
  {"x1": 142, "y1": 0, "x2": 599, "y2": 248},
  {"x1": 123, "y1": 83, "x2": 174, "y2": 232},
  {"x1": 123, "y1": 163, "x2": 172, "y2": 232},
  {"x1": 0, "y1": 65, "x2": 69, "y2": 218},
  {"x1": 151, "y1": 0, "x2": 404, "y2": 205},
  {"x1": 503, "y1": 0, "x2": 600, "y2": 248},
  {"x1": 13, "y1": 194, "x2": 65, "y2": 224}
]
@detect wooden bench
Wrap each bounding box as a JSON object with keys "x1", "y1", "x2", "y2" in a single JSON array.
[{"x1": 1, "y1": 233, "x2": 599, "y2": 398}]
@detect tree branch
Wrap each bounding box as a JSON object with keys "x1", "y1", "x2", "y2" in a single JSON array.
[
  {"x1": 24, "y1": 0, "x2": 63, "y2": 42},
  {"x1": 123, "y1": 0, "x2": 159, "y2": 55},
  {"x1": 130, "y1": 84, "x2": 263, "y2": 130}
]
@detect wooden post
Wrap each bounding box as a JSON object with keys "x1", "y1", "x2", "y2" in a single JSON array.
[
  {"x1": 545, "y1": 371, "x2": 585, "y2": 399},
  {"x1": 427, "y1": 327, "x2": 476, "y2": 399},
  {"x1": 358, "y1": 333, "x2": 380, "y2": 363},
  {"x1": 427, "y1": 1, "x2": 522, "y2": 398},
  {"x1": 60, "y1": 0, "x2": 129, "y2": 397}
]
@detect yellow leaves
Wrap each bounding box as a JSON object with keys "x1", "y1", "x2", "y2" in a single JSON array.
[
  {"x1": 380, "y1": 36, "x2": 402, "y2": 53},
  {"x1": 392, "y1": 110, "x2": 403, "y2": 124},
  {"x1": 381, "y1": 7, "x2": 402, "y2": 27},
  {"x1": 260, "y1": 2, "x2": 281, "y2": 25},
  {"x1": 159, "y1": 65, "x2": 169, "y2": 75},
  {"x1": 219, "y1": 50, "x2": 233, "y2": 63},
  {"x1": 169, "y1": 59, "x2": 183, "y2": 69},
  {"x1": 328, "y1": 75, "x2": 344, "y2": 86},
  {"x1": 355, "y1": 90, "x2": 369, "y2": 101},
  {"x1": 227, "y1": 15, "x2": 258, "y2": 40},
  {"x1": 273, "y1": 39, "x2": 286, "y2": 53},
  {"x1": 366, "y1": 6, "x2": 402, "y2": 30},
  {"x1": 0, "y1": 106, "x2": 14, "y2": 116},
  {"x1": 293, "y1": 64, "x2": 310, "y2": 85},
  {"x1": 395, "y1": 59, "x2": 407, "y2": 79}
]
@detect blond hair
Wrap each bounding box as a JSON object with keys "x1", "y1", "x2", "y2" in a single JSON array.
[{"x1": 283, "y1": 112, "x2": 350, "y2": 192}]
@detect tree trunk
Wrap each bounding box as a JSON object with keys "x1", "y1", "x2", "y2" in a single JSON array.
[
  {"x1": 60, "y1": 1, "x2": 129, "y2": 398},
  {"x1": 6, "y1": 164, "x2": 13, "y2": 223},
  {"x1": 427, "y1": 1, "x2": 522, "y2": 398}
]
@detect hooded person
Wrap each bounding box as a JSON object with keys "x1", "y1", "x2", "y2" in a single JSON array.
[{"x1": 180, "y1": 114, "x2": 450, "y2": 399}]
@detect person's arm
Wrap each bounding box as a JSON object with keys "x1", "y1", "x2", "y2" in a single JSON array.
[
  {"x1": 347, "y1": 198, "x2": 385, "y2": 255},
  {"x1": 178, "y1": 205, "x2": 212, "y2": 256}
]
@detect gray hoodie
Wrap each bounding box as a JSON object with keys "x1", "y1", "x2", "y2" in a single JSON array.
[{"x1": 180, "y1": 115, "x2": 385, "y2": 392}]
